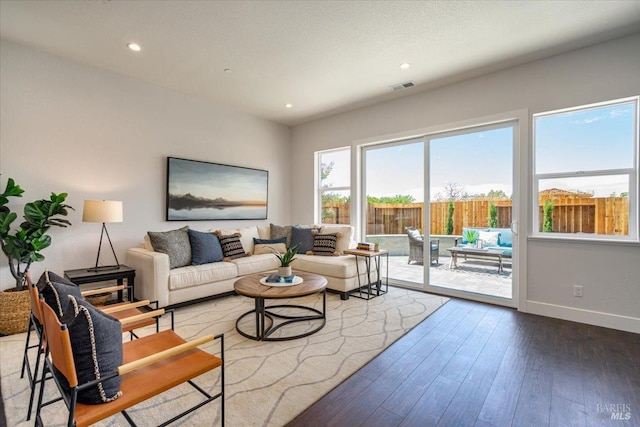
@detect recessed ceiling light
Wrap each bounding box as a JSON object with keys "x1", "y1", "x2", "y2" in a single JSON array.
[
  {"x1": 400, "y1": 62, "x2": 411, "y2": 70},
  {"x1": 224, "y1": 68, "x2": 232, "y2": 73},
  {"x1": 127, "y1": 43, "x2": 141, "y2": 52},
  {"x1": 285, "y1": 103, "x2": 293, "y2": 109}
]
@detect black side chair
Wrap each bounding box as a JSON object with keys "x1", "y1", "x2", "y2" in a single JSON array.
[{"x1": 406, "y1": 227, "x2": 439, "y2": 265}]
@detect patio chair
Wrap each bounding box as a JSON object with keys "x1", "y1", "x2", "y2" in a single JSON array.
[
  {"x1": 406, "y1": 227, "x2": 439, "y2": 265},
  {"x1": 35, "y1": 296, "x2": 224, "y2": 427}
]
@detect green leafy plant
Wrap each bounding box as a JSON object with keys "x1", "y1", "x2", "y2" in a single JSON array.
[
  {"x1": 0, "y1": 178, "x2": 73, "y2": 291},
  {"x1": 271, "y1": 243, "x2": 299, "y2": 267},
  {"x1": 488, "y1": 203, "x2": 498, "y2": 228},
  {"x1": 543, "y1": 200, "x2": 554, "y2": 232},
  {"x1": 463, "y1": 229, "x2": 479, "y2": 244},
  {"x1": 445, "y1": 201, "x2": 454, "y2": 235}
]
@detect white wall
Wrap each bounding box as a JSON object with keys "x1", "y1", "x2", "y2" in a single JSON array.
[
  {"x1": 0, "y1": 40, "x2": 291, "y2": 289},
  {"x1": 291, "y1": 33, "x2": 640, "y2": 332}
]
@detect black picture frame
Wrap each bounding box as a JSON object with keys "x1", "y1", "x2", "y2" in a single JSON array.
[{"x1": 166, "y1": 157, "x2": 268, "y2": 221}]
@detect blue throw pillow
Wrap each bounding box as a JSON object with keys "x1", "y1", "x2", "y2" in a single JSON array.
[
  {"x1": 188, "y1": 229, "x2": 224, "y2": 265},
  {"x1": 37, "y1": 270, "x2": 84, "y2": 318},
  {"x1": 55, "y1": 295, "x2": 123, "y2": 404},
  {"x1": 290, "y1": 226, "x2": 320, "y2": 254},
  {"x1": 253, "y1": 237, "x2": 287, "y2": 245}
]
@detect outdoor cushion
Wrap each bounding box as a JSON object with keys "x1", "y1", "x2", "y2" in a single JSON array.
[
  {"x1": 495, "y1": 228, "x2": 513, "y2": 247},
  {"x1": 478, "y1": 231, "x2": 500, "y2": 246}
]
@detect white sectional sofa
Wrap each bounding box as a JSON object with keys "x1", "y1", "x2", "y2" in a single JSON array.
[{"x1": 126, "y1": 224, "x2": 377, "y2": 307}]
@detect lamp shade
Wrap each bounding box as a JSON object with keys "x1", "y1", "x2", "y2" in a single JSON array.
[{"x1": 82, "y1": 200, "x2": 123, "y2": 223}]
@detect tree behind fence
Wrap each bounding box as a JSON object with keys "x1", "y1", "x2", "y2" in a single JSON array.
[{"x1": 323, "y1": 196, "x2": 628, "y2": 236}]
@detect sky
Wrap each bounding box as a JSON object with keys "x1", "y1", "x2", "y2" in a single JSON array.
[{"x1": 321, "y1": 100, "x2": 635, "y2": 201}]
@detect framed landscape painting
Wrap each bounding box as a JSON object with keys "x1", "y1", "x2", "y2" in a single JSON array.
[{"x1": 166, "y1": 157, "x2": 268, "y2": 220}]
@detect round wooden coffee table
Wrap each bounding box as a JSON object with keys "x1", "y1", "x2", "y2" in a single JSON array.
[{"x1": 234, "y1": 272, "x2": 327, "y2": 341}]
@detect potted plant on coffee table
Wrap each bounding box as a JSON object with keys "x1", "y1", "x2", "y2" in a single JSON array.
[
  {"x1": 271, "y1": 244, "x2": 299, "y2": 277},
  {"x1": 0, "y1": 178, "x2": 73, "y2": 335}
]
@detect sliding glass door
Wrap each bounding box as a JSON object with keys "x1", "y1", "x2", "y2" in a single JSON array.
[
  {"x1": 361, "y1": 121, "x2": 517, "y2": 305},
  {"x1": 426, "y1": 123, "x2": 515, "y2": 303},
  {"x1": 363, "y1": 139, "x2": 425, "y2": 288}
]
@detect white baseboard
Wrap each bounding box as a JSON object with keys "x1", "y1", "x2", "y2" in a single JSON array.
[{"x1": 525, "y1": 300, "x2": 640, "y2": 334}]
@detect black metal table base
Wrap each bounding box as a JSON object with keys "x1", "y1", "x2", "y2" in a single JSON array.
[
  {"x1": 348, "y1": 252, "x2": 389, "y2": 300},
  {"x1": 236, "y1": 290, "x2": 326, "y2": 341}
]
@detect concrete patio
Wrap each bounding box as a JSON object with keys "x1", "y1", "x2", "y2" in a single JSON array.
[{"x1": 386, "y1": 254, "x2": 512, "y2": 299}]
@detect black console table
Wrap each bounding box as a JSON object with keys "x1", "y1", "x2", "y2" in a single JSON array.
[{"x1": 64, "y1": 265, "x2": 136, "y2": 302}]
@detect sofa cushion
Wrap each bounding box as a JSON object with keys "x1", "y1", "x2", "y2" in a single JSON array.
[
  {"x1": 478, "y1": 230, "x2": 500, "y2": 246},
  {"x1": 57, "y1": 295, "x2": 123, "y2": 404},
  {"x1": 232, "y1": 254, "x2": 281, "y2": 276},
  {"x1": 310, "y1": 233, "x2": 339, "y2": 256},
  {"x1": 253, "y1": 237, "x2": 287, "y2": 254},
  {"x1": 168, "y1": 262, "x2": 238, "y2": 291},
  {"x1": 188, "y1": 229, "x2": 224, "y2": 265},
  {"x1": 270, "y1": 224, "x2": 292, "y2": 247},
  {"x1": 320, "y1": 225, "x2": 353, "y2": 254},
  {"x1": 290, "y1": 226, "x2": 320, "y2": 254},
  {"x1": 292, "y1": 254, "x2": 365, "y2": 279},
  {"x1": 148, "y1": 226, "x2": 191, "y2": 269}
]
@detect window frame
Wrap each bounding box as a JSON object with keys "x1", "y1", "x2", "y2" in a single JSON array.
[
  {"x1": 316, "y1": 147, "x2": 351, "y2": 225},
  {"x1": 532, "y1": 96, "x2": 639, "y2": 242}
]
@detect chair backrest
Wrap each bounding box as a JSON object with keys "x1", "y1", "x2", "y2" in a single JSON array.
[
  {"x1": 25, "y1": 272, "x2": 45, "y2": 326},
  {"x1": 39, "y1": 297, "x2": 78, "y2": 388}
]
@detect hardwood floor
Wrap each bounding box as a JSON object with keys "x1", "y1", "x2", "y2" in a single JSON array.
[{"x1": 288, "y1": 299, "x2": 640, "y2": 427}]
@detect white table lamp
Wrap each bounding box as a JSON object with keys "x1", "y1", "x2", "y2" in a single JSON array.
[{"x1": 83, "y1": 200, "x2": 123, "y2": 271}]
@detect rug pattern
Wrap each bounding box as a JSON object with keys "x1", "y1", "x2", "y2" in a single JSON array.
[{"x1": 0, "y1": 287, "x2": 447, "y2": 426}]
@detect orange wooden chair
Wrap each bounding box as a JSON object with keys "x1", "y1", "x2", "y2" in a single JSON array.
[
  {"x1": 35, "y1": 296, "x2": 224, "y2": 427},
  {"x1": 20, "y1": 272, "x2": 170, "y2": 420}
]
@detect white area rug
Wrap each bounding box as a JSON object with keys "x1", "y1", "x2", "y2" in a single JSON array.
[{"x1": 1, "y1": 287, "x2": 447, "y2": 426}]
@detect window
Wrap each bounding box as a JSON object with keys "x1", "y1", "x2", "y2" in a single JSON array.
[
  {"x1": 317, "y1": 148, "x2": 350, "y2": 224},
  {"x1": 533, "y1": 97, "x2": 638, "y2": 240}
]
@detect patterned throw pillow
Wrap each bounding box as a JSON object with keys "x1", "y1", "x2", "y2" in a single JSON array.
[
  {"x1": 309, "y1": 233, "x2": 340, "y2": 256},
  {"x1": 214, "y1": 232, "x2": 247, "y2": 260},
  {"x1": 148, "y1": 226, "x2": 191, "y2": 269},
  {"x1": 37, "y1": 270, "x2": 84, "y2": 318},
  {"x1": 55, "y1": 295, "x2": 123, "y2": 404}
]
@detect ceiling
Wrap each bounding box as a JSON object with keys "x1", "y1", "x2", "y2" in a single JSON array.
[{"x1": 2, "y1": 1, "x2": 640, "y2": 126}]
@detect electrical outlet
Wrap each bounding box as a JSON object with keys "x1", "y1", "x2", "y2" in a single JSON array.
[{"x1": 574, "y1": 285, "x2": 583, "y2": 297}]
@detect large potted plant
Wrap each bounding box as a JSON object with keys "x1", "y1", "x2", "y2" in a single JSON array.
[{"x1": 0, "y1": 178, "x2": 73, "y2": 335}]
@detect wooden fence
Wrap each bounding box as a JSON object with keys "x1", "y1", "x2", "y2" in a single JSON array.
[{"x1": 323, "y1": 196, "x2": 628, "y2": 235}]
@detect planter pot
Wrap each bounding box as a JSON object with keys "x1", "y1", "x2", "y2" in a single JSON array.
[
  {"x1": 0, "y1": 288, "x2": 30, "y2": 335},
  {"x1": 278, "y1": 266, "x2": 292, "y2": 277}
]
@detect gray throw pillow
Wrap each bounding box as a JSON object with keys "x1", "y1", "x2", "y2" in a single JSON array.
[
  {"x1": 188, "y1": 229, "x2": 224, "y2": 265},
  {"x1": 270, "y1": 224, "x2": 292, "y2": 247},
  {"x1": 290, "y1": 226, "x2": 320, "y2": 254},
  {"x1": 148, "y1": 226, "x2": 191, "y2": 269},
  {"x1": 55, "y1": 295, "x2": 123, "y2": 404}
]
